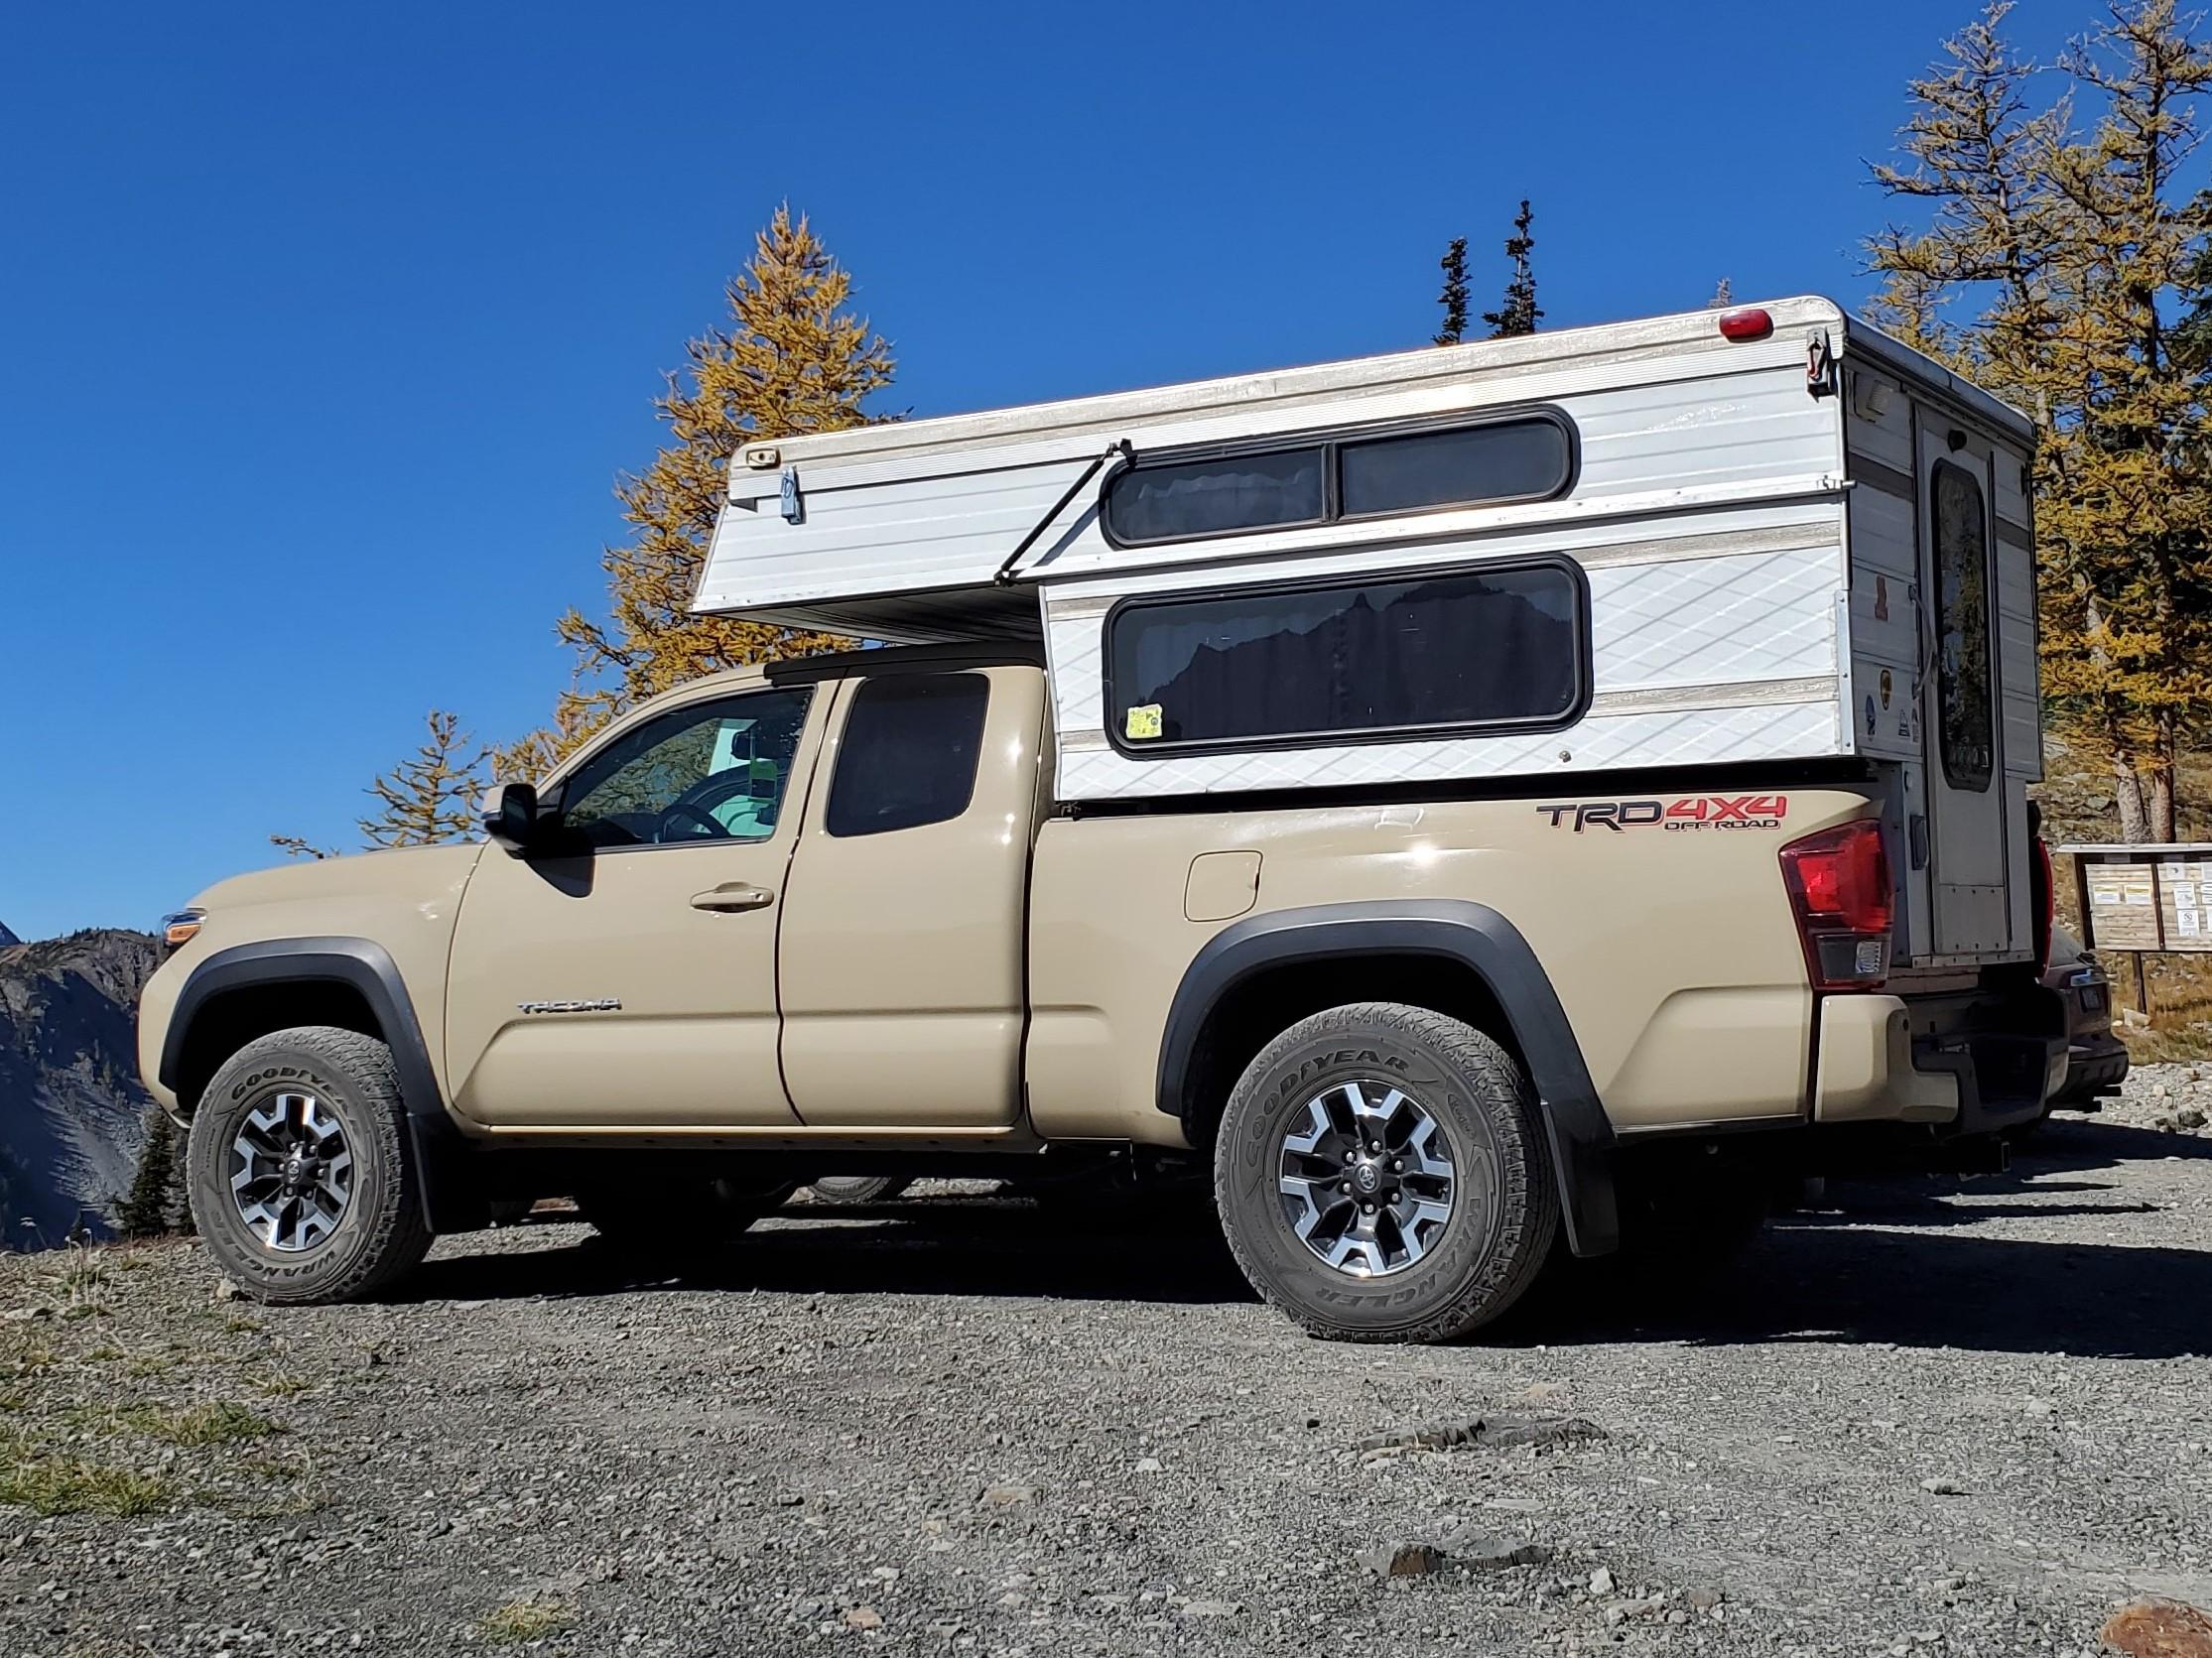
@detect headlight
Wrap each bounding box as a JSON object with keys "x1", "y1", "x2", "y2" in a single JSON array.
[{"x1": 161, "y1": 910, "x2": 205, "y2": 950}]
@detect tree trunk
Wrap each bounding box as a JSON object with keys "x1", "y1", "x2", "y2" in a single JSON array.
[
  {"x1": 2147, "y1": 714, "x2": 2177, "y2": 843},
  {"x1": 2113, "y1": 749, "x2": 2153, "y2": 843}
]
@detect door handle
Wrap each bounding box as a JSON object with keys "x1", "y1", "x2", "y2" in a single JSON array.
[{"x1": 690, "y1": 883, "x2": 774, "y2": 913}]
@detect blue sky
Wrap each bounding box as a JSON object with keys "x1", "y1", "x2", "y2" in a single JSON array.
[{"x1": 0, "y1": 0, "x2": 2108, "y2": 940}]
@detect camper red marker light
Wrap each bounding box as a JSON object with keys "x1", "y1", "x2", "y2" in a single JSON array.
[{"x1": 1717, "y1": 308, "x2": 1774, "y2": 341}]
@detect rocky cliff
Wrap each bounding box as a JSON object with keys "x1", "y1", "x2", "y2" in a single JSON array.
[{"x1": 0, "y1": 930, "x2": 160, "y2": 1245}]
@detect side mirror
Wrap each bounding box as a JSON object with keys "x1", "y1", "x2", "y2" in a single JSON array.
[{"x1": 479, "y1": 782, "x2": 540, "y2": 853}]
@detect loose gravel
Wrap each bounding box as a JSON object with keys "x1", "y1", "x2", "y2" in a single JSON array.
[{"x1": 2, "y1": 1066, "x2": 2207, "y2": 1657}]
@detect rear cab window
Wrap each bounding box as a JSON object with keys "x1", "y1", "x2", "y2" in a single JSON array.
[{"x1": 826, "y1": 673, "x2": 990, "y2": 836}]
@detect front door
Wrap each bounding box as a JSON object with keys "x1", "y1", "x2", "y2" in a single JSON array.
[
  {"x1": 445, "y1": 683, "x2": 824, "y2": 1130},
  {"x1": 1916, "y1": 421, "x2": 2011, "y2": 956}
]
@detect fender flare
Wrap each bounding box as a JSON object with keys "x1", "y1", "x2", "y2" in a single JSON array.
[
  {"x1": 159, "y1": 937, "x2": 482, "y2": 1233},
  {"x1": 1155, "y1": 900, "x2": 1619, "y2": 1256}
]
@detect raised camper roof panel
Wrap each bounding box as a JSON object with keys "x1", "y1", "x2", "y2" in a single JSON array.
[{"x1": 691, "y1": 296, "x2": 1950, "y2": 635}]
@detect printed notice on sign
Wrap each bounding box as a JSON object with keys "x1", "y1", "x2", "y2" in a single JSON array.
[
  {"x1": 2156, "y1": 860, "x2": 2212, "y2": 953},
  {"x1": 2085, "y1": 862, "x2": 2163, "y2": 950}
]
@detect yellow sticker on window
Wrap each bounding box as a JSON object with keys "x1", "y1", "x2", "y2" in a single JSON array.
[{"x1": 1124, "y1": 703, "x2": 1164, "y2": 741}]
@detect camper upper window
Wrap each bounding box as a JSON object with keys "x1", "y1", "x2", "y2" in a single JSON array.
[
  {"x1": 1339, "y1": 419, "x2": 1572, "y2": 518},
  {"x1": 1102, "y1": 414, "x2": 1575, "y2": 547},
  {"x1": 1105, "y1": 560, "x2": 1586, "y2": 754},
  {"x1": 1103, "y1": 448, "x2": 1326, "y2": 545},
  {"x1": 1932, "y1": 459, "x2": 1995, "y2": 792}
]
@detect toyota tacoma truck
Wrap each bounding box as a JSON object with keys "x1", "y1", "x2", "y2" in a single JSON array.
[{"x1": 139, "y1": 298, "x2": 2066, "y2": 1340}]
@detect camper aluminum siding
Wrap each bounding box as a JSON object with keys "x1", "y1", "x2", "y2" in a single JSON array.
[{"x1": 694, "y1": 297, "x2": 2036, "y2": 808}]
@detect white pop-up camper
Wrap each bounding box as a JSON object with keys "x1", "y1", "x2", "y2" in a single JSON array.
[{"x1": 695, "y1": 296, "x2": 2042, "y2": 970}]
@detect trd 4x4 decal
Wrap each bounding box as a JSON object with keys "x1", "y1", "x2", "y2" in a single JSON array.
[{"x1": 1537, "y1": 796, "x2": 1790, "y2": 833}]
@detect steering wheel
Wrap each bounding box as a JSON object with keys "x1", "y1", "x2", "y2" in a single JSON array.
[
  {"x1": 654, "y1": 801, "x2": 729, "y2": 842},
  {"x1": 655, "y1": 770, "x2": 774, "y2": 843}
]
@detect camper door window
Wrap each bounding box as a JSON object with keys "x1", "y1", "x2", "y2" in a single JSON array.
[{"x1": 1932, "y1": 459, "x2": 1995, "y2": 793}]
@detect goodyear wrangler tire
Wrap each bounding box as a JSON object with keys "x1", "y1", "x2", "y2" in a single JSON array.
[
  {"x1": 1214, "y1": 1002, "x2": 1557, "y2": 1343},
  {"x1": 187, "y1": 1026, "x2": 434, "y2": 1306}
]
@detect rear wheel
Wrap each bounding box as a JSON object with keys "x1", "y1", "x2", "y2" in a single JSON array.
[
  {"x1": 186, "y1": 1026, "x2": 433, "y2": 1305},
  {"x1": 1213, "y1": 1002, "x2": 1557, "y2": 1342}
]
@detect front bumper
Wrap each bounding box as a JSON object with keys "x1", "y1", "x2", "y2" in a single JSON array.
[{"x1": 1811, "y1": 983, "x2": 2068, "y2": 1133}]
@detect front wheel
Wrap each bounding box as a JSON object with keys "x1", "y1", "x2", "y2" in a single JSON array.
[
  {"x1": 186, "y1": 1026, "x2": 434, "y2": 1305},
  {"x1": 1213, "y1": 1002, "x2": 1557, "y2": 1343}
]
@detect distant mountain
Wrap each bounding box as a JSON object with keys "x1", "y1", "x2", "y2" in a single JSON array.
[{"x1": 0, "y1": 930, "x2": 161, "y2": 1246}]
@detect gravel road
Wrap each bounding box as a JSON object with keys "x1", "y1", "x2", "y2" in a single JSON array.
[{"x1": 3, "y1": 1067, "x2": 2208, "y2": 1658}]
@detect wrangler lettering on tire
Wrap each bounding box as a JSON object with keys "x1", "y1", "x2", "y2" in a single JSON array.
[{"x1": 1213, "y1": 1002, "x2": 1557, "y2": 1342}]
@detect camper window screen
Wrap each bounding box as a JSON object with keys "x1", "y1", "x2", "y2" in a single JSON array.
[
  {"x1": 1104, "y1": 448, "x2": 1325, "y2": 544},
  {"x1": 1339, "y1": 419, "x2": 1571, "y2": 517},
  {"x1": 1932, "y1": 460, "x2": 1995, "y2": 792},
  {"x1": 1106, "y1": 564, "x2": 1584, "y2": 752}
]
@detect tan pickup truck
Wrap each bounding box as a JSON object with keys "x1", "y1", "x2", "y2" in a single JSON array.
[
  {"x1": 138, "y1": 645, "x2": 2058, "y2": 1341},
  {"x1": 137, "y1": 300, "x2": 2067, "y2": 1340}
]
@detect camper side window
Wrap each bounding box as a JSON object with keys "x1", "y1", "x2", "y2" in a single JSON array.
[
  {"x1": 1106, "y1": 562, "x2": 1586, "y2": 753},
  {"x1": 1932, "y1": 460, "x2": 1995, "y2": 792}
]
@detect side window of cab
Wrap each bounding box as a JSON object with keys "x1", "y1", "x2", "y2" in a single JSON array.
[
  {"x1": 558, "y1": 687, "x2": 813, "y2": 849},
  {"x1": 825, "y1": 674, "x2": 990, "y2": 836}
]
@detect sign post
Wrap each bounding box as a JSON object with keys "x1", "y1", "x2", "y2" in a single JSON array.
[{"x1": 2059, "y1": 842, "x2": 2212, "y2": 1016}]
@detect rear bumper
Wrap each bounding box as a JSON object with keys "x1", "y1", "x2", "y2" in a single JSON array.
[
  {"x1": 2053, "y1": 1035, "x2": 2129, "y2": 1104},
  {"x1": 1812, "y1": 982, "x2": 2067, "y2": 1133}
]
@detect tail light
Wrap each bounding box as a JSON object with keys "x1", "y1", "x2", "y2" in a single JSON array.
[
  {"x1": 2031, "y1": 835, "x2": 2055, "y2": 969},
  {"x1": 2028, "y1": 803, "x2": 2055, "y2": 971},
  {"x1": 1779, "y1": 820, "x2": 1893, "y2": 990}
]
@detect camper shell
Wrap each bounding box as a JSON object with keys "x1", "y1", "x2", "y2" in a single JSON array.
[{"x1": 698, "y1": 296, "x2": 2043, "y2": 973}]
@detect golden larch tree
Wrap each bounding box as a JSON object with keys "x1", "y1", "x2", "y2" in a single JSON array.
[
  {"x1": 359, "y1": 710, "x2": 485, "y2": 847},
  {"x1": 1868, "y1": 0, "x2": 2212, "y2": 841},
  {"x1": 499, "y1": 206, "x2": 896, "y2": 773}
]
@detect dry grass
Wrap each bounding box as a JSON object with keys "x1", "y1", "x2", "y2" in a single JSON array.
[
  {"x1": 480, "y1": 1597, "x2": 572, "y2": 1643},
  {"x1": 0, "y1": 1432, "x2": 176, "y2": 1517},
  {"x1": 115, "y1": 1400, "x2": 282, "y2": 1447},
  {"x1": 0, "y1": 1242, "x2": 313, "y2": 1525}
]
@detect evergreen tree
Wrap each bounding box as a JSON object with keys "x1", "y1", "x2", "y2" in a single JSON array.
[
  {"x1": 1868, "y1": 0, "x2": 2212, "y2": 841},
  {"x1": 359, "y1": 710, "x2": 485, "y2": 846},
  {"x1": 1435, "y1": 236, "x2": 1471, "y2": 345},
  {"x1": 1482, "y1": 200, "x2": 1542, "y2": 338},
  {"x1": 502, "y1": 206, "x2": 897, "y2": 771},
  {"x1": 116, "y1": 1106, "x2": 179, "y2": 1238}
]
